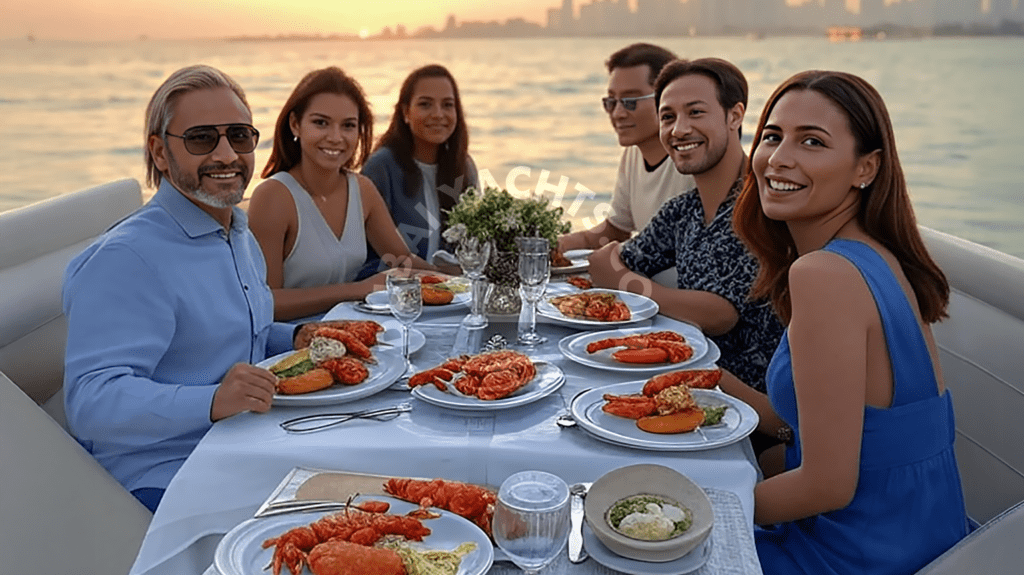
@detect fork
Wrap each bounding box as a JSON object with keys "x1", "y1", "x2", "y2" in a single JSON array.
[{"x1": 279, "y1": 402, "x2": 412, "y2": 434}]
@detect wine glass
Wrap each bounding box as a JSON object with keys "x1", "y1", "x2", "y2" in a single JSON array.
[
  {"x1": 456, "y1": 237, "x2": 492, "y2": 328},
  {"x1": 493, "y1": 470, "x2": 571, "y2": 575},
  {"x1": 516, "y1": 237, "x2": 550, "y2": 347},
  {"x1": 386, "y1": 273, "x2": 422, "y2": 377}
]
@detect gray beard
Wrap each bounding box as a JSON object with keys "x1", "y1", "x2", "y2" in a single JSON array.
[{"x1": 165, "y1": 149, "x2": 247, "y2": 209}]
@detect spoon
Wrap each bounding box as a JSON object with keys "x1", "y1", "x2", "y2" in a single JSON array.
[{"x1": 556, "y1": 413, "x2": 577, "y2": 428}]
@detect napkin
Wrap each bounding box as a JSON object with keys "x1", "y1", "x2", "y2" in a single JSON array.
[{"x1": 430, "y1": 249, "x2": 460, "y2": 266}]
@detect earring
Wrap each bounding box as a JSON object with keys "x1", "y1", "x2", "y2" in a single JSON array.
[
  {"x1": 859, "y1": 182, "x2": 868, "y2": 189},
  {"x1": 293, "y1": 135, "x2": 298, "y2": 142}
]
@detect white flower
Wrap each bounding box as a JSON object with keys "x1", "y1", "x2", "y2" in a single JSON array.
[
  {"x1": 443, "y1": 223, "x2": 468, "y2": 243},
  {"x1": 499, "y1": 212, "x2": 519, "y2": 230}
]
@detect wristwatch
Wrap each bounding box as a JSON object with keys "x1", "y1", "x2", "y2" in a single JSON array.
[{"x1": 776, "y1": 423, "x2": 794, "y2": 444}]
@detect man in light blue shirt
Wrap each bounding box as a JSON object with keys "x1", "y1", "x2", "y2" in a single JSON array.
[{"x1": 63, "y1": 65, "x2": 333, "y2": 512}]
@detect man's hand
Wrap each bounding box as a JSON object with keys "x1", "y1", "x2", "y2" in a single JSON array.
[
  {"x1": 210, "y1": 363, "x2": 278, "y2": 421},
  {"x1": 587, "y1": 241, "x2": 625, "y2": 288}
]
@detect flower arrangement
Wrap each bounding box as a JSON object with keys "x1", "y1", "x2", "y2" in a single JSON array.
[
  {"x1": 444, "y1": 186, "x2": 571, "y2": 290},
  {"x1": 443, "y1": 186, "x2": 570, "y2": 252}
]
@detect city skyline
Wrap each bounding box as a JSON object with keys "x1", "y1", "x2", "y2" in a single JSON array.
[
  {"x1": 5, "y1": 0, "x2": 1022, "y2": 41},
  {"x1": 355, "y1": 0, "x2": 1024, "y2": 41}
]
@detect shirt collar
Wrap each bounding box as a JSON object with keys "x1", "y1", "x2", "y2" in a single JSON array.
[{"x1": 153, "y1": 180, "x2": 249, "y2": 238}]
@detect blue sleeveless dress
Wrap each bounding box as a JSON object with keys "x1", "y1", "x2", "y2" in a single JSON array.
[{"x1": 755, "y1": 240, "x2": 968, "y2": 575}]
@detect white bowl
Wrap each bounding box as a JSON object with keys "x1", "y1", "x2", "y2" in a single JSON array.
[{"x1": 584, "y1": 464, "x2": 714, "y2": 562}]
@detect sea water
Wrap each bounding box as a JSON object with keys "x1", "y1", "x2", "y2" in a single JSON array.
[{"x1": 1, "y1": 36, "x2": 1021, "y2": 258}]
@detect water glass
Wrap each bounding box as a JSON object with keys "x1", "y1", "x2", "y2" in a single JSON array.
[
  {"x1": 456, "y1": 237, "x2": 492, "y2": 328},
  {"x1": 516, "y1": 237, "x2": 550, "y2": 347},
  {"x1": 386, "y1": 273, "x2": 422, "y2": 377},
  {"x1": 493, "y1": 470, "x2": 571, "y2": 575}
]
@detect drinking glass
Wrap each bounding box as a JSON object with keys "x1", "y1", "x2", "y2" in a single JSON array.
[
  {"x1": 386, "y1": 273, "x2": 422, "y2": 377},
  {"x1": 493, "y1": 470, "x2": 571, "y2": 575},
  {"x1": 516, "y1": 237, "x2": 550, "y2": 347},
  {"x1": 456, "y1": 237, "x2": 492, "y2": 328}
]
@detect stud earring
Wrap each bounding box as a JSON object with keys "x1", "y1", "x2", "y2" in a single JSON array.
[
  {"x1": 859, "y1": 182, "x2": 868, "y2": 189},
  {"x1": 293, "y1": 135, "x2": 299, "y2": 142}
]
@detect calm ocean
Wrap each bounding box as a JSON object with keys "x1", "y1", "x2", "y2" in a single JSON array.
[{"x1": 1, "y1": 36, "x2": 1022, "y2": 258}]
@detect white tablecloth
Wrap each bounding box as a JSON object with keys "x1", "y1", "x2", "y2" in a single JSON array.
[{"x1": 128, "y1": 300, "x2": 762, "y2": 575}]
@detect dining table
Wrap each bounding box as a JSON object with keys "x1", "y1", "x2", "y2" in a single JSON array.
[{"x1": 127, "y1": 280, "x2": 764, "y2": 575}]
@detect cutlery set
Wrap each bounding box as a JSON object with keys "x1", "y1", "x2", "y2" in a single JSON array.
[{"x1": 279, "y1": 402, "x2": 412, "y2": 434}]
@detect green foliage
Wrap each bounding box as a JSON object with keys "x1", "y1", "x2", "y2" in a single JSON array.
[{"x1": 445, "y1": 186, "x2": 571, "y2": 253}]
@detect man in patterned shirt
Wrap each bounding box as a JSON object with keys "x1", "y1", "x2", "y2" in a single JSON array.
[{"x1": 589, "y1": 58, "x2": 784, "y2": 401}]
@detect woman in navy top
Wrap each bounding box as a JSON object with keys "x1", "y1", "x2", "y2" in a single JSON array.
[
  {"x1": 732, "y1": 70, "x2": 968, "y2": 574},
  {"x1": 359, "y1": 64, "x2": 478, "y2": 278}
]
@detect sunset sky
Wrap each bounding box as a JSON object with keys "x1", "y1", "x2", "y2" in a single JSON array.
[{"x1": 5, "y1": 0, "x2": 861, "y2": 41}]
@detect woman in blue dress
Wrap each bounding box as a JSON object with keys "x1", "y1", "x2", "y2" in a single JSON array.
[{"x1": 731, "y1": 70, "x2": 969, "y2": 574}]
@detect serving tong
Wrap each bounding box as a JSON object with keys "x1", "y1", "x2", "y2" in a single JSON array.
[{"x1": 279, "y1": 402, "x2": 412, "y2": 434}]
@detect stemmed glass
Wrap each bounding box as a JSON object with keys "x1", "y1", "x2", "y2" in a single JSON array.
[
  {"x1": 493, "y1": 470, "x2": 571, "y2": 575},
  {"x1": 456, "y1": 237, "x2": 492, "y2": 328},
  {"x1": 516, "y1": 237, "x2": 550, "y2": 347},
  {"x1": 386, "y1": 273, "x2": 422, "y2": 377}
]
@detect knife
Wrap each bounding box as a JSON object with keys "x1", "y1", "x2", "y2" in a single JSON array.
[{"x1": 568, "y1": 482, "x2": 591, "y2": 563}]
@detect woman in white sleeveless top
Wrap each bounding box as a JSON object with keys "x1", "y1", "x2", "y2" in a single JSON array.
[{"x1": 249, "y1": 67, "x2": 438, "y2": 320}]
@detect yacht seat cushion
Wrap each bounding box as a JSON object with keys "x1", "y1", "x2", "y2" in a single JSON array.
[
  {"x1": 0, "y1": 370, "x2": 152, "y2": 575},
  {"x1": 0, "y1": 178, "x2": 141, "y2": 409},
  {"x1": 922, "y1": 227, "x2": 1024, "y2": 525},
  {"x1": 914, "y1": 499, "x2": 1024, "y2": 574}
]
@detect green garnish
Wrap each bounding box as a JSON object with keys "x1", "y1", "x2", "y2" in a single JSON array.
[
  {"x1": 376, "y1": 539, "x2": 477, "y2": 575},
  {"x1": 702, "y1": 406, "x2": 728, "y2": 425},
  {"x1": 607, "y1": 494, "x2": 692, "y2": 540},
  {"x1": 274, "y1": 359, "x2": 314, "y2": 378}
]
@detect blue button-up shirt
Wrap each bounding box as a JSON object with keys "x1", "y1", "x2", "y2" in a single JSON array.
[{"x1": 62, "y1": 181, "x2": 294, "y2": 493}]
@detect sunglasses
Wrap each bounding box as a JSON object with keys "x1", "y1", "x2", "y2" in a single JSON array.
[
  {"x1": 601, "y1": 93, "x2": 655, "y2": 113},
  {"x1": 164, "y1": 123, "x2": 260, "y2": 155}
]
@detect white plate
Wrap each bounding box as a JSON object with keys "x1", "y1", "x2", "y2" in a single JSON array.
[
  {"x1": 410, "y1": 362, "x2": 565, "y2": 411},
  {"x1": 558, "y1": 325, "x2": 711, "y2": 374},
  {"x1": 570, "y1": 385, "x2": 758, "y2": 451},
  {"x1": 215, "y1": 495, "x2": 494, "y2": 575},
  {"x1": 366, "y1": 289, "x2": 471, "y2": 312},
  {"x1": 552, "y1": 248, "x2": 593, "y2": 274},
  {"x1": 538, "y1": 286, "x2": 659, "y2": 329},
  {"x1": 583, "y1": 522, "x2": 712, "y2": 575},
  {"x1": 381, "y1": 326, "x2": 426, "y2": 355},
  {"x1": 259, "y1": 338, "x2": 405, "y2": 407}
]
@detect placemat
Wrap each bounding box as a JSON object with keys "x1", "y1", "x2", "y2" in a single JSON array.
[
  {"x1": 233, "y1": 472, "x2": 760, "y2": 575},
  {"x1": 485, "y1": 487, "x2": 761, "y2": 575}
]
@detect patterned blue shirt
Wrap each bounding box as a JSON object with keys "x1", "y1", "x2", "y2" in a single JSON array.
[
  {"x1": 620, "y1": 182, "x2": 783, "y2": 391},
  {"x1": 62, "y1": 181, "x2": 295, "y2": 493}
]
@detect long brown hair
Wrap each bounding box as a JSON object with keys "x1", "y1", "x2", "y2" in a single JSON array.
[
  {"x1": 373, "y1": 64, "x2": 471, "y2": 218},
  {"x1": 262, "y1": 67, "x2": 373, "y2": 177},
  {"x1": 733, "y1": 70, "x2": 949, "y2": 323}
]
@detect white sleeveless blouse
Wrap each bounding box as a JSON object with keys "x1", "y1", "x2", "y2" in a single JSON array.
[{"x1": 273, "y1": 171, "x2": 367, "y2": 288}]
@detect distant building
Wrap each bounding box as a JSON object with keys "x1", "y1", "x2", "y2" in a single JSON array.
[
  {"x1": 548, "y1": 0, "x2": 575, "y2": 33},
  {"x1": 578, "y1": 0, "x2": 633, "y2": 35},
  {"x1": 934, "y1": 0, "x2": 983, "y2": 25},
  {"x1": 860, "y1": 0, "x2": 885, "y2": 25}
]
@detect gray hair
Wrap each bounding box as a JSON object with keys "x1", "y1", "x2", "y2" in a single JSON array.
[{"x1": 144, "y1": 64, "x2": 249, "y2": 188}]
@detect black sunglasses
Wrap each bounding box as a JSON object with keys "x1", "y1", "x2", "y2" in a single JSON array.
[
  {"x1": 164, "y1": 123, "x2": 260, "y2": 155},
  {"x1": 601, "y1": 93, "x2": 655, "y2": 113}
]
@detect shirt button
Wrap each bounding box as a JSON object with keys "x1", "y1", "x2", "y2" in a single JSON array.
[{"x1": 243, "y1": 285, "x2": 249, "y2": 290}]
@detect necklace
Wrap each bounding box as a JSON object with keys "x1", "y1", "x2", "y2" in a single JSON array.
[{"x1": 292, "y1": 171, "x2": 333, "y2": 203}]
